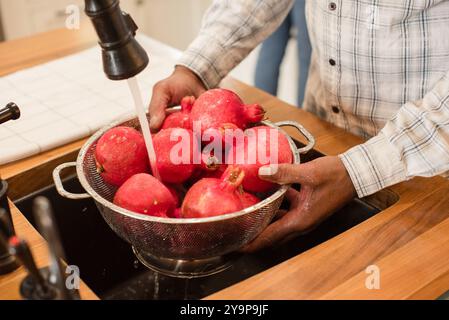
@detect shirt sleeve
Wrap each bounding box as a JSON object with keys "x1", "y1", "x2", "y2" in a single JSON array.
[
  {"x1": 340, "y1": 70, "x2": 449, "y2": 198},
  {"x1": 177, "y1": 0, "x2": 294, "y2": 89}
]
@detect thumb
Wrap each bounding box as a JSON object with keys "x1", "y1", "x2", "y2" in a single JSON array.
[
  {"x1": 258, "y1": 163, "x2": 307, "y2": 185},
  {"x1": 149, "y1": 85, "x2": 171, "y2": 131}
]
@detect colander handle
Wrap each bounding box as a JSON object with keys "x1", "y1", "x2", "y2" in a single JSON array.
[
  {"x1": 53, "y1": 162, "x2": 91, "y2": 200},
  {"x1": 275, "y1": 121, "x2": 316, "y2": 154}
]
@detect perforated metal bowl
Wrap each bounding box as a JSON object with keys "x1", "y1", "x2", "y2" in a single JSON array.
[{"x1": 53, "y1": 114, "x2": 315, "y2": 277}]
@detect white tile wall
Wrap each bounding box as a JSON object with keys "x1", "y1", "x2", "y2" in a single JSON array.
[{"x1": 0, "y1": 35, "x2": 181, "y2": 165}]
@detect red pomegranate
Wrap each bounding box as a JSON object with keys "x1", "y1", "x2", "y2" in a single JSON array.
[
  {"x1": 161, "y1": 96, "x2": 195, "y2": 130},
  {"x1": 201, "y1": 122, "x2": 241, "y2": 152},
  {"x1": 113, "y1": 173, "x2": 177, "y2": 217},
  {"x1": 153, "y1": 128, "x2": 200, "y2": 184},
  {"x1": 181, "y1": 166, "x2": 245, "y2": 218},
  {"x1": 227, "y1": 126, "x2": 293, "y2": 193},
  {"x1": 190, "y1": 89, "x2": 265, "y2": 135},
  {"x1": 238, "y1": 191, "x2": 261, "y2": 208},
  {"x1": 171, "y1": 208, "x2": 182, "y2": 219},
  {"x1": 95, "y1": 126, "x2": 149, "y2": 186}
]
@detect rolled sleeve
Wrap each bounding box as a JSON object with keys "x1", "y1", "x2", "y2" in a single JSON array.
[
  {"x1": 341, "y1": 69, "x2": 449, "y2": 198},
  {"x1": 339, "y1": 132, "x2": 407, "y2": 198}
]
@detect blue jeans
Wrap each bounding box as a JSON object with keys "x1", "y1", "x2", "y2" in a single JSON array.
[{"x1": 254, "y1": 0, "x2": 311, "y2": 107}]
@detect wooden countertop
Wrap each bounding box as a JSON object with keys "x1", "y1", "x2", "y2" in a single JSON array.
[{"x1": 1, "y1": 26, "x2": 449, "y2": 300}]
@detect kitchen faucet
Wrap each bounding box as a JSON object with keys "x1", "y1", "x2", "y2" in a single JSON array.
[
  {"x1": 84, "y1": 0, "x2": 149, "y2": 80},
  {"x1": 1, "y1": 198, "x2": 80, "y2": 300},
  {"x1": 0, "y1": 103, "x2": 20, "y2": 275},
  {"x1": 0, "y1": 103, "x2": 20, "y2": 125}
]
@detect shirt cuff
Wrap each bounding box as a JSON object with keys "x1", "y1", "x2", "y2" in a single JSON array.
[
  {"x1": 177, "y1": 33, "x2": 227, "y2": 89},
  {"x1": 339, "y1": 132, "x2": 408, "y2": 198}
]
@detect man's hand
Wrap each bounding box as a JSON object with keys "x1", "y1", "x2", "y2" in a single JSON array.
[
  {"x1": 243, "y1": 156, "x2": 356, "y2": 252},
  {"x1": 149, "y1": 65, "x2": 206, "y2": 131}
]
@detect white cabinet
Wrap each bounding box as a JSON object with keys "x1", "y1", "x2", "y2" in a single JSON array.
[
  {"x1": 0, "y1": 0, "x2": 213, "y2": 49},
  {"x1": 0, "y1": 0, "x2": 143, "y2": 40},
  {"x1": 132, "y1": 0, "x2": 212, "y2": 50},
  {"x1": 0, "y1": 0, "x2": 84, "y2": 40}
]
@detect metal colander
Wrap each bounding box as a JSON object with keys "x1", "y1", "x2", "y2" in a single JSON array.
[{"x1": 53, "y1": 115, "x2": 315, "y2": 276}]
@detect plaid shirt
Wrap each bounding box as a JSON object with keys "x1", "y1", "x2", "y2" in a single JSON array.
[{"x1": 178, "y1": 0, "x2": 449, "y2": 197}]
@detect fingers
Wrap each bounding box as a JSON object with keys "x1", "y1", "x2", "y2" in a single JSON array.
[
  {"x1": 285, "y1": 187, "x2": 301, "y2": 207},
  {"x1": 149, "y1": 82, "x2": 171, "y2": 131},
  {"x1": 272, "y1": 209, "x2": 288, "y2": 222},
  {"x1": 242, "y1": 216, "x2": 295, "y2": 253},
  {"x1": 180, "y1": 96, "x2": 196, "y2": 111},
  {"x1": 242, "y1": 188, "x2": 302, "y2": 253},
  {"x1": 258, "y1": 163, "x2": 308, "y2": 185},
  {"x1": 148, "y1": 66, "x2": 207, "y2": 131}
]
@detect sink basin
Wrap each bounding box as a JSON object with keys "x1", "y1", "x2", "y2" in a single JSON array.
[{"x1": 13, "y1": 142, "x2": 398, "y2": 300}]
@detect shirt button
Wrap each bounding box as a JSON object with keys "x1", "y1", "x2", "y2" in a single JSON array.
[
  {"x1": 329, "y1": 2, "x2": 337, "y2": 11},
  {"x1": 332, "y1": 106, "x2": 340, "y2": 114},
  {"x1": 329, "y1": 59, "x2": 336, "y2": 66}
]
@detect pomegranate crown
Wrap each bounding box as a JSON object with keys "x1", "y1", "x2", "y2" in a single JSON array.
[
  {"x1": 244, "y1": 104, "x2": 266, "y2": 123},
  {"x1": 219, "y1": 165, "x2": 245, "y2": 191}
]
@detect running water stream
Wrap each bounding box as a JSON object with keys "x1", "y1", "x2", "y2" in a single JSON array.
[{"x1": 127, "y1": 77, "x2": 161, "y2": 180}]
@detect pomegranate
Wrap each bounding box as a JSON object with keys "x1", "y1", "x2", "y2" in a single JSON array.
[
  {"x1": 181, "y1": 166, "x2": 245, "y2": 218},
  {"x1": 113, "y1": 173, "x2": 176, "y2": 217},
  {"x1": 171, "y1": 208, "x2": 182, "y2": 219},
  {"x1": 153, "y1": 127, "x2": 200, "y2": 184},
  {"x1": 227, "y1": 126, "x2": 293, "y2": 193},
  {"x1": 202, "y1": 164, "x2": 228, "y2": 179},
  {"x1": 238, "y1": 191, "x2": 260, "y2": 208},
  {"x1": 95, "y1": 126, "x2": 149, "y2": 186},
  {"x1": 161, "y1": 96, "x2": 195, "y2": 130},
  {"x1": 202, "y1": 122, "x2": 241, "y2": 150},
  {"x1": 190, "y1": 89, "x2": 265, "y2": 134}
]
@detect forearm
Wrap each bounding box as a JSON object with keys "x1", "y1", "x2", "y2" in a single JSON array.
[
  {"x1": 178, "y1": 0, "x2": 294, "y2": 89},
  {"x1": 340, "y1": 71, "x2": 449, "y2": 197}
]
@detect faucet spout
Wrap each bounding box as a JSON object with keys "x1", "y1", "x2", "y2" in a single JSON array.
[{"x1": 84, "y1": 0, "x2": 149, "y2": 80}]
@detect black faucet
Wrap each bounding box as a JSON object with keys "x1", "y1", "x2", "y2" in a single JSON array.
[
  {"x1": 84, "y1": 0, "x2": 149, "y2": 80},
  {"x1": 0, "y1": 103, "x2": 20, "y2": 275},
  {"x1": 5, "y1": 198, "x2": 80, "y2": 300},
  {"x1": 0, "y1": 184, "x2": 20, "y2": 275},
  {"x1": 0, "y1": 103, "x2": 20, "y2": 125}
]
